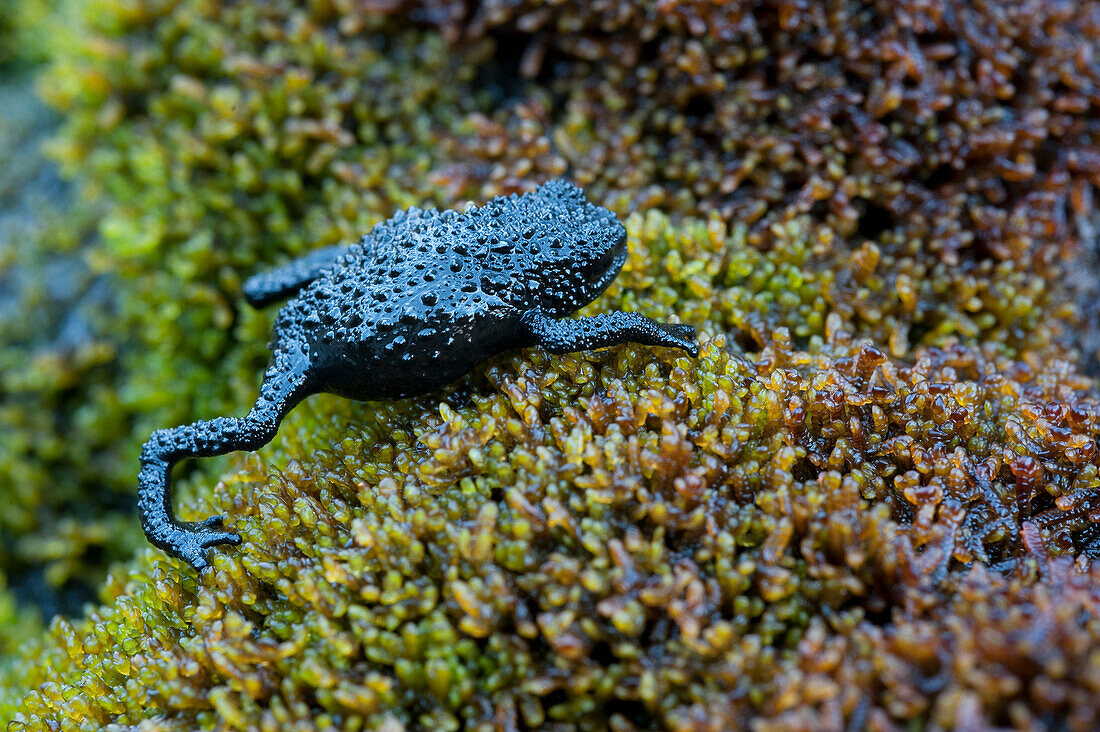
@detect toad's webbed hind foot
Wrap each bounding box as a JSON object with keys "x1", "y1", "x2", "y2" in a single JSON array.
[
  {"x1": 138, "y1": 346, "x2": 314, "y2": 570},
  {"x1": 157, "y1": 518, "x2": 242, "y2": 572},
  {"x1": 242, "y1": 244, "x2": 347, "y2": 308}
]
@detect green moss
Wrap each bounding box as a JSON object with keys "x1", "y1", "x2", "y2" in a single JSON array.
[
  {"x1": 0, "y1": 0, "x2": 55, "y2": 66},
  {"x1": 0, "y1": 573, "x2": 41, "y2": 712},
  {"x1": 0, "y1": 70, "x2": 143, "y2": 595},
  {"x1": 0, "y1": 0, "x2": 21, "y2": 66}
]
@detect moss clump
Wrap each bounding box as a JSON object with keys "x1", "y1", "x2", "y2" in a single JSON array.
[
  {"x1": 0, "y1": 571, "x2": 40, "y2": 715},
  {"x1": 3, "y1": 0, "x2": 1100, "y2": 729},
  {"x1": 6, "y1": 212, "x2": 1100, "y2": 729},
  {"x1": 0, "y1": 70, "x2": 141, "y2": 598},
  {"x1": 0, "y1": 0, "x2": 55, "y2": 66},
  {"x1": 0, "y1": 0, "x2": 22, "y2": 66}
]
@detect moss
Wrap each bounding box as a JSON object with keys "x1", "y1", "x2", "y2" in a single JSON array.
[
  {"x1": 0, "y1": 0, "x2": 21, "y2": 66},
  {"x1": 0, "y1": 70, "x2": 142, "y2": 598},
  {"x1": 0, "y1": 572, "x2": 41, "y2": 714},
  {"x1": 5, "y1": 212, "x2": 1100, "y2": 729},
  {"x1": 0, "y1": 0, "x2": 55, "y2": 66},
  {"x1": 2, "y1": 0, "x2": 1100, "y2": 728}
]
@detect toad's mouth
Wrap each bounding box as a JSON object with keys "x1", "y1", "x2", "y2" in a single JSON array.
[{"x1": 586, "y1": 235, "x2": 628, "y2": 296}]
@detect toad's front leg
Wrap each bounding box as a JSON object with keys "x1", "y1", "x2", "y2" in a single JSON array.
[
  {"x1": 520, "y1": 309, "x2": 698, "y2": 356},
  {"x1": 138, "y1": 345, "x2": 315, "y2": 570}
]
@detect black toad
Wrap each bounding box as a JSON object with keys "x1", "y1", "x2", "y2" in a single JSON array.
[{"x1": 139, "y1": 180, "x2": 698, "y2": 570}]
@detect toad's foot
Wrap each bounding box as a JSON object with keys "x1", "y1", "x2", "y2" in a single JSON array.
[
  {"x1": 161, "y1": 519, "x2": 242, "y2": 571},
  {"x1": 649, "y1": 322, "x2": 699, "y2": 356}
]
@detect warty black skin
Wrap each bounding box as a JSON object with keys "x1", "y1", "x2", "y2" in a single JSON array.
[{"x1": 138, "y1": 180, "x2": 698, "y2": 570}]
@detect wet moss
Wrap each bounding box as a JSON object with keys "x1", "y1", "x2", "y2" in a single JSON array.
[
  {"x1": 0, "y1": 571, "x2": 40, "y2": 714},
  {"x1": 5, "y1": 212, "x2": 1100, "y2": 729},
  {"x1": 0, "y1": 69, "x2": 141, "y2": 600},
  {"x1": 2, "y1": 0, "x2": 1100, "y2": 728}
]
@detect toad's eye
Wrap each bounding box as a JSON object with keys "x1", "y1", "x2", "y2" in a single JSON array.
[{"x1": 590, "y1": 246, "x2": 616, "y2": 272}]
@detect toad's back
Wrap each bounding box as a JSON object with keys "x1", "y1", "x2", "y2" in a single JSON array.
[{"x1": 273, "y1": 209, "x2": 531, "y2": 400}]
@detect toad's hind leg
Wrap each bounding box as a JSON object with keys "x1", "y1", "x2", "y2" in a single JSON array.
[
  {"x1": 242, "y1": 244, "x2": 347, "y2": 308},
  {"x1": 138, "y1": 343, "x2": 315, "y2": 570}
]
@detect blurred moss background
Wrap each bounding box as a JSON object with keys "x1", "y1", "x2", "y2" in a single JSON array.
[{"x1": 2, "y1": 0, "x2": 1100, "y2": 729}]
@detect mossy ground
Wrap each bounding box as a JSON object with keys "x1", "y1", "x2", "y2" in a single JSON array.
[{"x1": 2, "y1": 0, "x2": 1100, "y2": 729}]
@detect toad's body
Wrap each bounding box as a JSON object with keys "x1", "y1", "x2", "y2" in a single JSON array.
[
  {"x1": 139, "y1": 181, "x2": 697, "y2": 569},
  {"x1": 272, "y1": 197, "x2": 625, "y2": 400}
]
